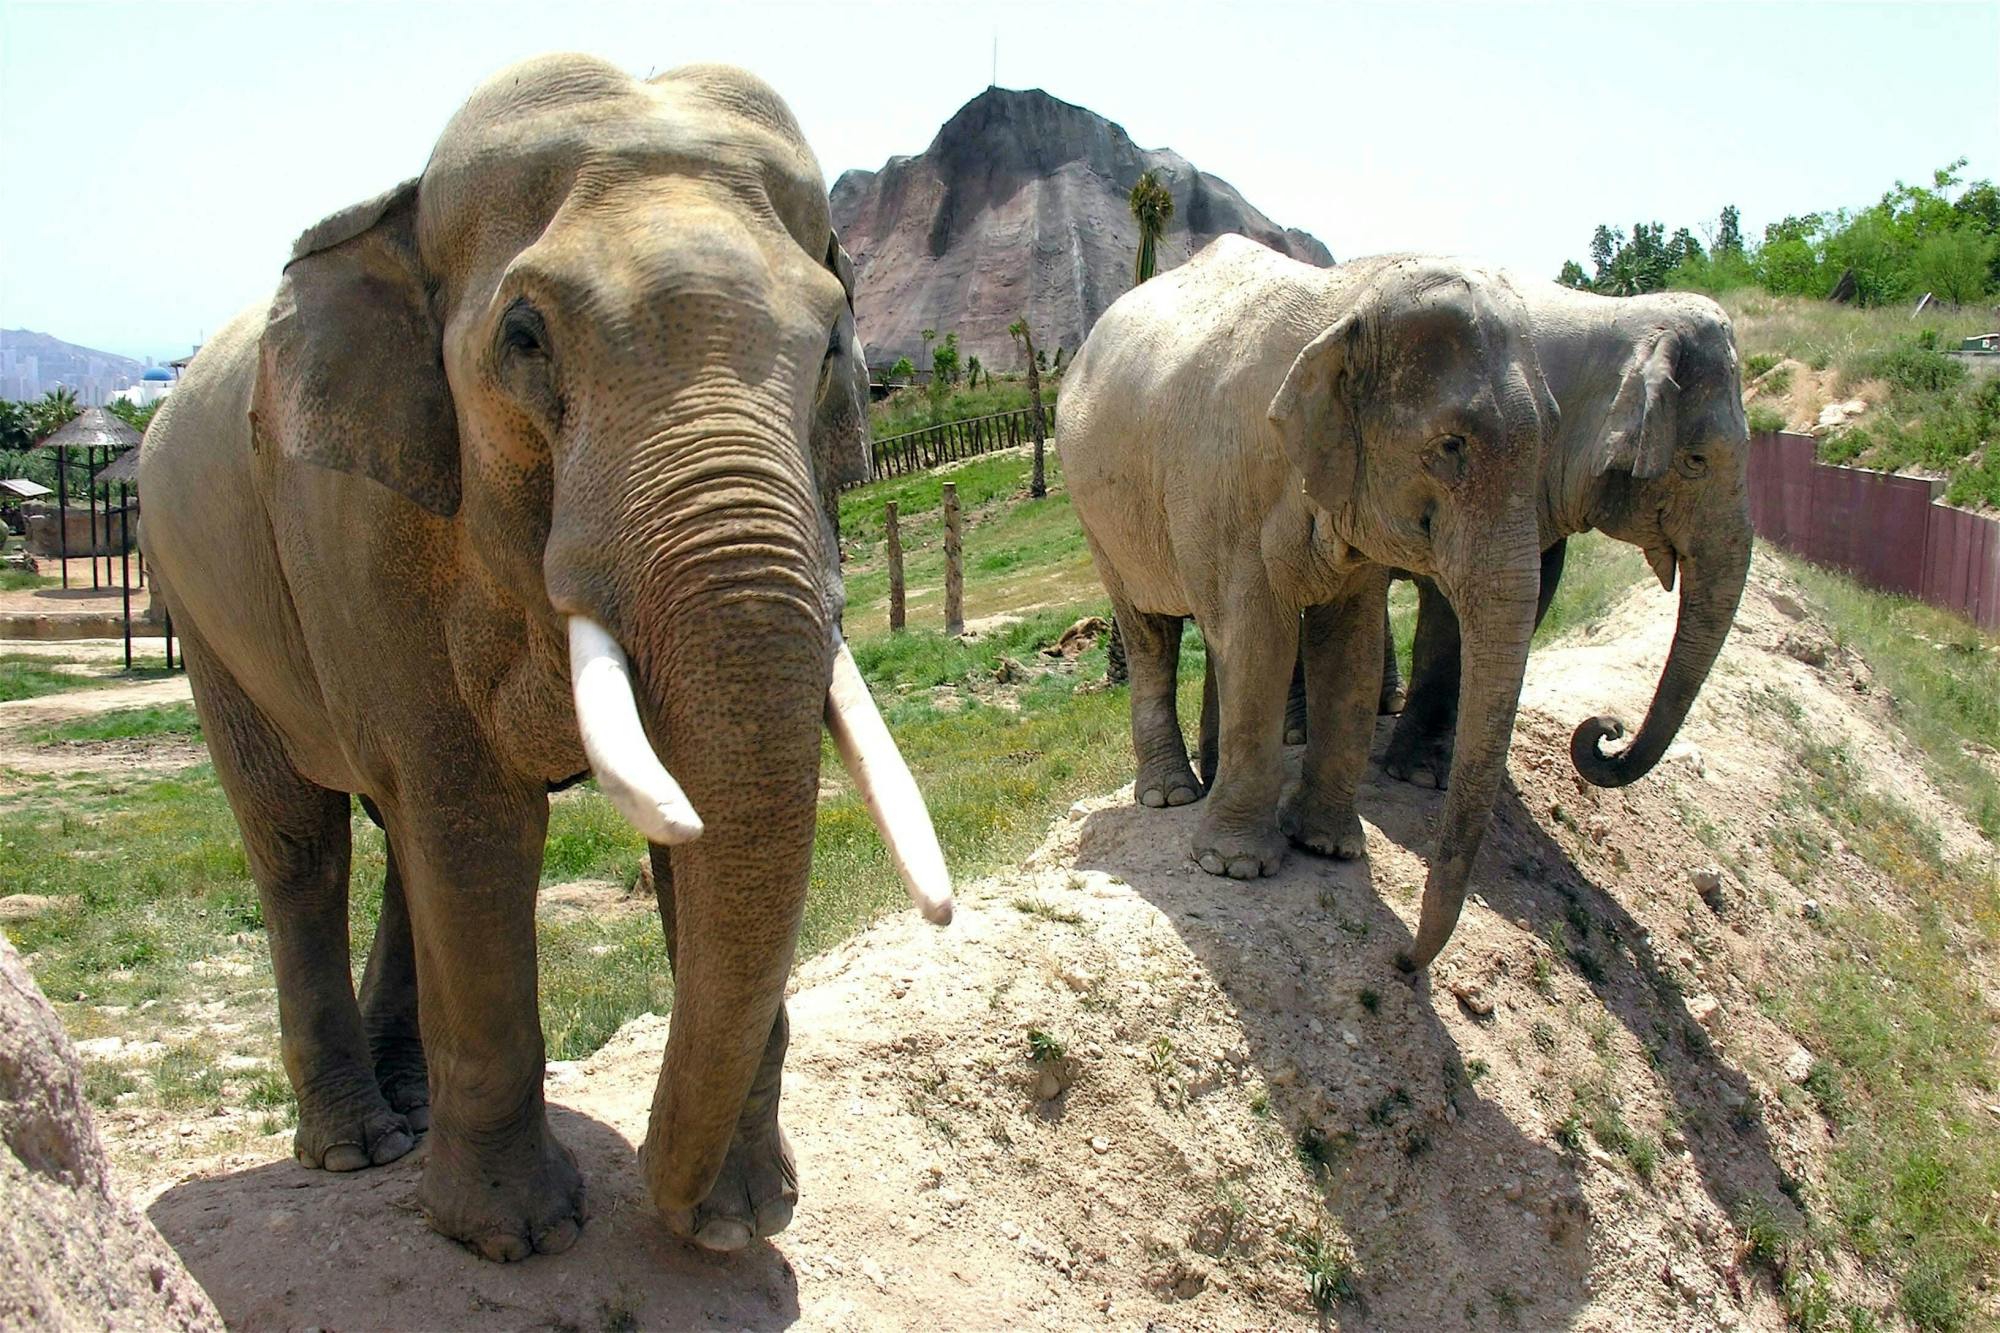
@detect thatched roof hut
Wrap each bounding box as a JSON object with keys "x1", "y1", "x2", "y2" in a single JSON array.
[
  {"x1": 36, "y1": 407, "x2": 142, "y2": 452},
  {"x1": 97, "y1": 446, "x2": 143, "y2": 485}
]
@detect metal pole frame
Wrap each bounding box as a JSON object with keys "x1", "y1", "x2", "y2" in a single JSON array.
[{"x1": 55, "y1": 444, "x2": 69, "y2": 588}]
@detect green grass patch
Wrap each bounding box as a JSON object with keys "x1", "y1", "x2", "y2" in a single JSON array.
[
  {"x1": 1778, "y1": 551, "x2": 2000, "y2": 841},
  {"x1": 0, "y1": 568, "x2": 57, "y2": 592},
  {"x1": 1533, "y1": 531, "x2": 1652, "y2": 646},
  {"x1": 32, "y1": 701, "x2": 201, "y2": 744},
  {"x1": 0, "y1": 653, "x2": 172, "y2": 703},
  {"x1": 868, "y1": 377, "x2": 1054, "y2": 444},
  {"x1": 1764, "y1": 732, "x2": 2000, "y2": 1328}
]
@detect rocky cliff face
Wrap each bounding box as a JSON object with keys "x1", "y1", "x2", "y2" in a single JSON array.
[{"x1": 831, "y1": 87, "x2": 1332, "y2": 371}]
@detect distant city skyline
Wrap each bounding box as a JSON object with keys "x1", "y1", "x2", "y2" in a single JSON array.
[{"x1": 2, "y1": 0, "x2": 1996, "y2": 362}]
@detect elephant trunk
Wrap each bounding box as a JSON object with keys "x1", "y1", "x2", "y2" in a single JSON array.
[
  {"x1": 1405, "y1": 518, "x2": 1541, "y2": 972},
  {"x1": 1570, "y1": 526, "x2": 1752, "y2": 788}
]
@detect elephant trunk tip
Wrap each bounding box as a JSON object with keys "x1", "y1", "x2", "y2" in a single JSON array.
[{"x1": 1570, "y1": 713, "x2": 1644, "y2": 788}]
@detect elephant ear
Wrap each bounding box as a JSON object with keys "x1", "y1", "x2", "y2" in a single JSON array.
[
  {"x1": 811, "y1": 232, "x2": 872, "y2": 513},
  {"x1": 1268, "y1": 312, "x2": 1364, "y2": 515},
  {"x1": 252, "y1": 178, "x2": 461, "y2": 516},
  {"x1": 1594, "y1": 329, "x2": 1680, "y2": 480}
]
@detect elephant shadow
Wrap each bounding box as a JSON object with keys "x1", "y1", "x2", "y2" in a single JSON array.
[
  {"x1": 1072, "y1": 719, "x2": 1802, "y2": 1323},
  {"x1": 148, "y1": 1103, "x2": 802, "y2": 1332},
  {"x1": 1073, "y1": 771, "x2": 1595, "y2": 1328}
]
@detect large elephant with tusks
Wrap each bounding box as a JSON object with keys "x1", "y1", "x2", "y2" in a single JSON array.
[{"x1": 138, "y1": 55, "x2": 952, "y2": 1261}]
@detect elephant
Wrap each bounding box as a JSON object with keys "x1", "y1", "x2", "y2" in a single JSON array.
[
  {"x1": 138, "y1": 55, "x2": 952, "y2": 1262},
  {"x1": 1058, "y1": 235, "x2": 1559, "y2": 971},
  {"x1": 1247, "y1": 287, "x2": 1752, "y2": 793}
]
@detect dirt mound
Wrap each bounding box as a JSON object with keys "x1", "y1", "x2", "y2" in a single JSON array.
[{"x1": 122, "y1": 553, "x2": 1992, "y2": 1329}]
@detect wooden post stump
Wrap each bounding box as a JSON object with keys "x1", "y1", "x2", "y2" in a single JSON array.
[
  {"x1": 886, "y1": 501, "x2": 905, "y2": 632},
  {"x1": 943, "y1": 481, "x2": 964, "y2": 636}
]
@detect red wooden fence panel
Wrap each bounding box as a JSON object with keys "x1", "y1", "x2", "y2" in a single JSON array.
[{"x1": 1748, "y1": 431, "x2": 2000, "y2": 631}]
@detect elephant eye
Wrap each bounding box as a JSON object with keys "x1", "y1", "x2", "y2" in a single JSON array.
[
  {"x1": 1678, "y1": 452, "x2": 1709, "y2": 479},
  {"x1": 499, "y1": 300, "x2": 550, "y2": 361},
  {"x1": 1436, "y1": 435, "x2": 1466, "y2": 457}
]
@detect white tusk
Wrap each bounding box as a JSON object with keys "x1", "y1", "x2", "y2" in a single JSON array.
[
  {"x1": 568, "y1": 616, "x2": 704, "y2": 846},
  {"x1": 825, "y1": 637, "x2": 955, "y2": 926}
]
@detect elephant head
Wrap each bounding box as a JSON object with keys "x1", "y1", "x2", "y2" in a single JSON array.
[
  {"x1": 1270, "y1": 260, "x2": 1559, "y2": 969},
  {"x1": 251, "y1": 56, "x2": 949, "y2": 1224},
  {"x1": 1568, "y1": 299, "x2": 1752, "y2": 787}
]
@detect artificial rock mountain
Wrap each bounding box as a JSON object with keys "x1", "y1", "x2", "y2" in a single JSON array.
[{"x1": 830, "y1": 86, "x2": 1332, "y2": 373}]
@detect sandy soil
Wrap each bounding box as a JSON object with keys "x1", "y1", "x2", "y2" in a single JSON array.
[
  {"x1": 81, "y1": 552, "x2": 1998, "y2": 1329},
  {"x1": 0, "y1": 671, "x2": 199, "y2": 786}
]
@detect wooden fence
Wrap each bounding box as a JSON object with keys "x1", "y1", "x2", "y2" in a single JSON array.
[
  {"x1": 863, "y1": 403, "x2": 1052, "y2": 483},
  {"x1": 1748, "y1": 430, "x2": 2000, "y2": 631}
]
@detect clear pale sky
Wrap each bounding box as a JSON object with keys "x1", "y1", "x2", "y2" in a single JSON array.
[{"x1": 2, "y1": 0, "x2": 1995, "y2": 362}]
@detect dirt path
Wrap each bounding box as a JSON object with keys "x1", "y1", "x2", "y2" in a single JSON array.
[
  {"x1": 111, "y1": 553, "x2": 1996, "y2": 1329},
  {"x1": 0, "y1": 673, "x2": 199, "y2": 781}
]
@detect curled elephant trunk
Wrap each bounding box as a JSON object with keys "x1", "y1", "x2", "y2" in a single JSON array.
[
  {"x1": 1571, "y1": 533, "x2": 1752, "y2": 788},
  {"x1": 566, "y1": 618, "x2": 953, "y2": 924},
  {"x1": 1404, "y1": 542, "x2": 1541, "y2": 972}
]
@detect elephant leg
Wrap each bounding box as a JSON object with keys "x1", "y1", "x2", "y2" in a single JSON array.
[
  {"x1": 1283, "y1": 647, "x2": 1310, "y2": 745},
  {"x1": 1383, "y1": 575, "x2": 1463, "y2": 788},
  {"x1": 646, "y1": 845, "x2": 796, "y2": 1252},
  {"x1": 1197, "y1": 648, "x2": 1219, "y2": 789},
  {"x1": 1192, "y1": 588, "x2": 1295, "y2": 879},
  {"x1": 356, "y1": 831, "x2": 429, "y2": 1134},
  {"x1": 1284, "y1": 579, "x2": 1388, "y2": 859},
  {"x1": 1117, "y1": 603, "x2": 1201, "y2": 808},
  {"x1": 1379, "y1": 600, "x2": 1407, "y2": 714},
  {"x1": 179, "y1": 634, "x2": 413, "y2": 1173},
  {"x1": 394, "y1": 781, "x2": 585, "y2": 1262}
]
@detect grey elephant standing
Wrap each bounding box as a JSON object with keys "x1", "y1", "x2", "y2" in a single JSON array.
[
  {"x1": 1059, "y1": 236, "x2": 1558, "y2": 970},
  {"x1": 140, "y1": 56, "x2": 951, "y2": 1262},
  {"x1": 1255, "y1": 287, "x2": 1752, "y2": 793}
]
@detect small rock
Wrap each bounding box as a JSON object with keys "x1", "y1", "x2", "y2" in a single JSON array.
[
  {"x1": 1036, "y1": 1068, "x2": 1062, "y2": 1101},
  {"x1": 1090, "y1": 1136, "x2": 1110, "y2": 1155},
  {"x1": 861, "y1": 1257, "x2": 888, "y2": 1291},
  {"x1": 1586, "y1": 815, "x2": 1611, "y2": 844},
  {"x1": 1692, "y1": 866, "x2": 1727, "y2": 913},
  {"x1": 1801, "y1": 899, "x2": 1823, "y2": 923},
  {"x1": 0, "y1": 894, "x2": 63, "y2": 922},
  {"x1": 1782, "y1": 1045, "x2": 1814, "y2": 1084},
  {"x1": 1451, "y1": 981, "x2": 1495, "y2": 1017},
  {"x1": 1272, "y1": 1063, "x2": 1299, "y2": 1087},
  {"x1": 1780, "y1": 630, "x2": 1830, "y2": 668},
  {"x1": 999, "y1": 1220, "x2": 1021, "y2": 1240},
  {"x1": 1340, "y1": 1029, "x2": 1360, "y2": 1049},
  {"x1": 1502, "y1": 1179, "x2": 1523, "y2": 1202},
  {"x1": 1686, "y1": 993, "x2": 1722, "y2": 1029}
]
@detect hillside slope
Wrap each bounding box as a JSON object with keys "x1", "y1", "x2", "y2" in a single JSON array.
[
  {"x1": 831, "y1": 86, "x2": 1332, "y2": 369},
  {"x1": 138, "y1": 551, "x2": 1998, "y2": 1330}
]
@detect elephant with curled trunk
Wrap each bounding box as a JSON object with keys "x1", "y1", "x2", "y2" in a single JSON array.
[
  {"x1": 1378, "y1": 287, "x2": 1753, "y2": 791},
  {"x1": 1059, "y1": 235, "x2": 1559, "y2": 972},
  {"x1": 138, "y1": 55, "x2": 952, "y2": 1262}
]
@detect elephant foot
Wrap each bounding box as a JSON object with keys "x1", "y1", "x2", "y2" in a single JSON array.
[
  {"x1": 369, "y1": 1025, "x2": 430, "y2": 1135},
  {"x1": 419, "y1": 1123, "x2": 586, "y2": 1262},
  {"x1": 1136, "y1": 758, "x2": 1203, "y2": 809},
  {"x1": 1192, "y1": 816, "x2": 1286, "y2": 880},
  {"x1": 292, "y1": 1078, "x2": 415, "y2": 1173},
  {"x1": 1280, "y1": 787, "x2": 1367, "y2": 859},
  {"x1": 1283, "y1": 702, "x2": 1310, "y2": 748},
  {"x1": 663, "y1": 1119, "x2": 798, "y2": 1253},
  {"x1": 1383, "y1": 717, "x2": 1454, "y2": 790},
  {"x1": 1379, "y1": 680, "x2": 1407, "y2": 716}
]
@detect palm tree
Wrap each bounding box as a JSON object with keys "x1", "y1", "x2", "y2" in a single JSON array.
[
  {"x1": 1128, "y1": 170, "x2": 1175, "y2": 286},
  {"x1": 1008, "y1": 318, "x2": 1046, "y2": 499}
]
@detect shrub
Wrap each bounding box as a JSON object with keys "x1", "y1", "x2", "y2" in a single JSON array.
[
  {"x1": 1844, "y1": 343, "x2": 1966, "y2": 395},
  {"x1": 1748, "y1": 403, "x2": 1788, "y2": 434}
]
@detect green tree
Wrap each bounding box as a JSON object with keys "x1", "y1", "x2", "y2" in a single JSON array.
[
  {"x1": 1716, "y1": 204, "x2": 1743, "y2": 256},
  {"x1": 887, "y1": 355, "x2": 916, "y2": 383},
  {"x1": 1557, "y1": 260, "x2": 1589, "y2": 289},
  {"x1": 1128, "y1": 170, "x2": 1175, "y2": 286},
  {"x1": 1910, "y1": 228, "x2": 1996, "y2": 306},
  {"x1": 1008, "y1": 318, "x2": 1046, "y2": 499},
  {"x1": 34, "y1": 387, "x2": 80, "y2": 437},
  {"x1": 105, "y1": 398, "x2": 160, "y2": 433}
]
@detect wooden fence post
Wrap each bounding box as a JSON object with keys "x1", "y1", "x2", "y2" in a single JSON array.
[
  {"x1": 886, "y1": 500, "x2": 905, "y2": 632},
  {"x1": 943, "y1": 481, "x2": 964, "y2": 636}
]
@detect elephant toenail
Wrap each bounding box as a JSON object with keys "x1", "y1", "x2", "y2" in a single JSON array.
[
  {"x1": 693, "y1": 1217, "x2": 754, "y2": 1253},
  {"x1": 322, "y1": 1142, "x2": 370, "y2": 1172},
  {"x1": 1198, "y1": 852, "x2": 1225, "y2": 875},
  {"x1": 403, "y1": 1105, "x2": 431, "y2": 1134},
  {"x1": 535, "y1": 1217, "x2": 581, "y2": 1255},
  {"x1": 1140, "y1": 789, "x2": 1165, "y2": 808},
  {"x1": 372, "y1": 1128, "x2": 415, "y2": 1164},
  {"x1": 477, "y1": 1231, "x2": 532, "y2": 1263},
  {"x1": 755, "y1": 1198, "x2": 796, "y2": 1238}
]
